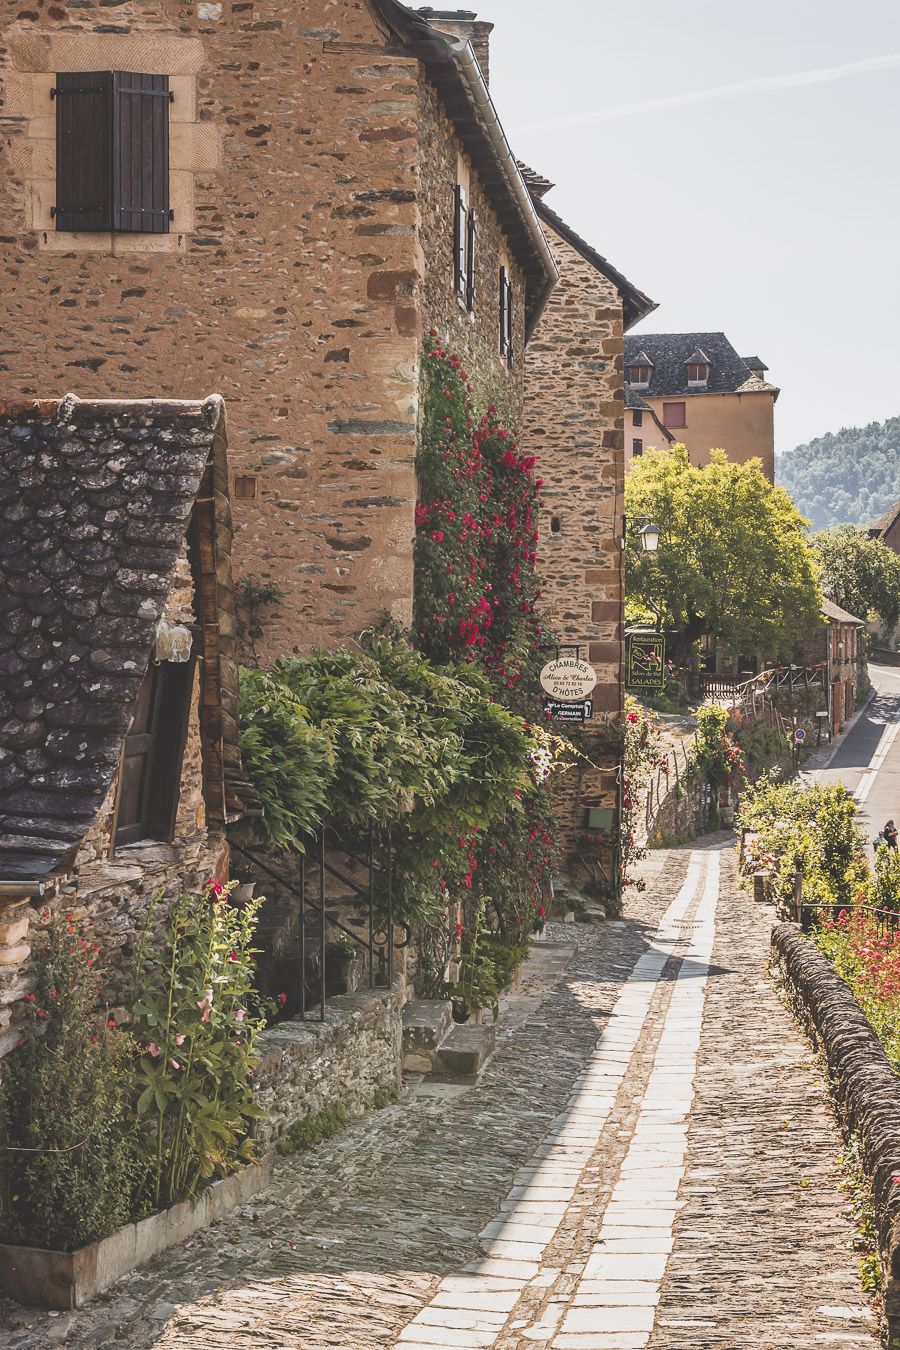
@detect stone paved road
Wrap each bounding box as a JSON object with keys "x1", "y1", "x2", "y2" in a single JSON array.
[{"x1": 0, "y1": 840, "x2": 878, "y2": 1349}]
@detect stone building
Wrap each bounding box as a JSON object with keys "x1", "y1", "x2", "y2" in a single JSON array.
[
  {"x1": 0, "y1": 395, "x2": 248, "y2": 1060},
  {"x1": 521, "y1": 171, "x2": 655, "y2": 890},
  {"x1": 0, "y1": 0, "x2": 556, "y2": 661},
  {"x1": 868, "y1": 499, "x2": 900, "y2": 555},
  {"x1": 623, "y1": 332, "x2": 779, "y2": 482}
]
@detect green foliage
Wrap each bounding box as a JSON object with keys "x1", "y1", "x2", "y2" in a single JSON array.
[
  {"x1": 0, "y1": 915, "x2": 140, "y2": 1251},
  {"x1": 275, "y1": 1103, "x2": 349, "y2": 1155},
  {"x1": 777, "y1": 415, "x2": 900, "y2": 531},
  {"x1": 130, "y1": 881, "x2": 269, "y2": 1211},
  {"x1": 738, "y1": 776, "x2": 867, "y2": 910},
  {"x1": 237, "y1": 666, "x2": 335, "y2": 850},
  {"x1": 872, "y1": 843, "x2": 900, "y2": 913},
  {"x1": 625, "y1": 445, "x2": 822, "y2": 662},
  {"x1": 811, "y1": 524, "x2": 900, "y2": 638},
  {"x1": 441, "y1": 896, "x2": 526, "y2": 1022},
  {"x1": 738, "y1": 720, "x2": 793, "y2": 776},
  {"x1": 620, "y1": 697, "x2": 664, "y2": 891},
  {"x1": 236, "y1": 574, "x2": 285, "y2": 663},
  {"x1": 689, "y1": 705, "x2": 744, "y2": 785},
  {"x1": 839, "y1": 1135, "x2": 882, "y2": 1294}
]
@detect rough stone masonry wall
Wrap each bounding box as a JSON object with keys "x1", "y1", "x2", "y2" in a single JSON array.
[
  {"x1": 0, "y1": 0, "x2": 423, "y2": 659},
  {"x1": 0, "y1": 549, "x2": 223, "y2": 1061},
  {"x1": 772, "y1": 923, "x2": 900, "y2": 1341},
  {"x1": 524, "y1": 223, "x2": 624, "y2": 883},
  {"x1": 417, "y1": 79, "x2": 525, "y2": 424}
]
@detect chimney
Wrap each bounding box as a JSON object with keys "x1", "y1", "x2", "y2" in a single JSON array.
[{"x1": 416, "y1": 8, "x2": 494, "y2": 84}]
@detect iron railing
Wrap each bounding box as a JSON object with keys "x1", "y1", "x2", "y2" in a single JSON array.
[
  {"x1": 231, "y1": 825, "x2": 409, "y2": 1023},
  {"x1": 795, "y1": 899, "x2": 900, "y2": 938}
]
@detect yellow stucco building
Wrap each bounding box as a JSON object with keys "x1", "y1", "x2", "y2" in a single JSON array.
[{"x1": 623, "y1": 332, "x2": 778, "y2": 481}]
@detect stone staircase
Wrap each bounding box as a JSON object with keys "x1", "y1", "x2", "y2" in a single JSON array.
[{"x1": 401, "y1": 999, "x2": 497, "y2": 1083}]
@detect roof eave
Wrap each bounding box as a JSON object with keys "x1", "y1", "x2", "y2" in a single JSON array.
[{"x1": 533, "y1": 197, "x2": 657, "y2": 330}]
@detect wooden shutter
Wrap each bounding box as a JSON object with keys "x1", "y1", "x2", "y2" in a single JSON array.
[
  {"x1": 453, "y1": 184, "x2": 467, "y2": 297},
  {"x1": 499, "y1": 266, "x2": 513, "y2": 362},
  {"x1": 112, "y1": 72, "x2": 171, "y2": 234},
  {"x1": 115, "y1": 658, "x2": 193, "y2": 847},
  {"x1": 465, "y1": 209, "x2": 476, "y2": 311},
  {"x1": 54, "y1": 71, "x2": 114, "y2": 232}
]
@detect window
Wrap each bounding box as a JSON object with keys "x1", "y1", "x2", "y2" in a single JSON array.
[
  {"x1": 115, "y1": 658, "x2": 193, "y2": 846},
  {"x1": 627, "y1": 365, "x2": 651, "y2": 387},
  {"x1": 687, "y1": 362, "x2": 709, "y2": 386},
  {"x1": 499, "y1": 266, "x2": 513, "y2": 362},
  {"x1": 233, "y1": 474, "x2": 259, "y2": 500},
  {"x1": 54, "y1": 71, "x2": 172, "y2": 233},
  {"x1": 663, "y1": 401, "x2": 686, "y2": 429},
  {"x1": 453, "y1": 184, "x2": 475, "y2": 310},
  {"x1": 632, "y1": 439, "x2": 643, "y2": 457},
  {"x1": 550, "y1": 515, "x2": 561, "y2": 535},
  {"x1": 632, "y1": 409, "x2": 643, "y2": 428}
]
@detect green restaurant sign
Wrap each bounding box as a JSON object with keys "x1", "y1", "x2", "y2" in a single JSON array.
[{"x1": 627, "y1": 632, "x2": 666, "y2": 690}]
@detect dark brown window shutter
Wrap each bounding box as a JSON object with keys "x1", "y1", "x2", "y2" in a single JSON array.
[
  {"x1": 466, "y1": 209, "x2": 476, "y2": 311},
  {"x1": 54, "y1": 71, "x2": 114, "y2": 231},
  {"x1": 499, "y1": 266, "x2": 513, "y2": 362},
  {"x1": 112, "y1": 72, "x2": 170, "y2": 234},
  {"x1": 115, "y1": 658, "x2": 193, "y2": 847},
  {"x1": 453, "y1": 184, "x2": 467, "y2": 297}
]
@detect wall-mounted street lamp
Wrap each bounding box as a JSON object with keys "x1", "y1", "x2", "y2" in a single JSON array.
[{"x1": 621, "y1": 515, "x2": 661, "y2": 553}]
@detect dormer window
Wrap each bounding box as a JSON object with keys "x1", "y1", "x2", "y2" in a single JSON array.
[
  {"x1": 626, "y1": 351, "x2": 653, "y2": 389},
  {"x1": 686, "y1": 349, "x2": 710, "y2": 388}
]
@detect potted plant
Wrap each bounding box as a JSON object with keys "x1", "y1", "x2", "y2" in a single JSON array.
[{"x1": 324, "y1": 933, "x2": 358, "y2": 994}]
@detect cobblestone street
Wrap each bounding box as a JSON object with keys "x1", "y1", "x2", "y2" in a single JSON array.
[{"x1": 0, "y1": 839, "x2": 878, "y2": 1350}]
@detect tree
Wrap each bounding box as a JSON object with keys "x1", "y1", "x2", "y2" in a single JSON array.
[
  {"x1": 625, "y1": 446, "x2": 821, "y2": 664},
  {"x1": 777, "y1": 414, "x2": 900, "y2": 530},
  {"x1": 811, "y1": 524, "x2": 900, "y2": 639}
]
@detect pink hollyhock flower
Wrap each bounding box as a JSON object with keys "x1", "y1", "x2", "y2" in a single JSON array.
[
  {"x1": 147, "y1": 1042, "x2": 160, "y2": 1058},
  {"x1": 198, "y1": 989, "x2": 214, "y2": 1022},
  {"x1": 175, "y1": 1034, "x2": 186, "y2": 1046},
  {"x1": 170, "y1": 1059, "x2": 180, "y2": 1071},
  {"x1": 235, "y1": 1008, "x2": 246, "y2": 1022}
]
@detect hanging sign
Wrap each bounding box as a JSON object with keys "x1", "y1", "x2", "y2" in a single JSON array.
[
  {"x1": 543, "y1": 698, "x2": 593, "y2": 724},
  {"x1": 539, "y1": 657, "x2": 597, "y2": 702},
  {"x1": 626, "y1": 632, "x2": 666, "y2": 690}
]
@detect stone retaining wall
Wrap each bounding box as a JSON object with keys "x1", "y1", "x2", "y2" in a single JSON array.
[
  {"x1": 771, "y1": 923, "x2": 900, "y2": 1341},
  {"x1": 252, "y1": 981, "x2": 404, "y2": 1150}
]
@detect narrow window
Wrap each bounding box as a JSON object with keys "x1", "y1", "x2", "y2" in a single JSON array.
[
  {"x1": 453, "y1": 184, "x2": 468, "y2": 299},
  {"x1": 627, "y1": 364, "x2": 651, "y2": 387},
  {"x1": 466, "y1": 209, "x2": 476, "y2": 311},
  {"x1": 687, "y1": 362, "x2": 709, "y2": 386},
  {"x1": 499, "y1": 266, "x2": 513, "y2": 362},
  {"x1": 115, "y1": 658, "x2": 193, "y2": 846},
  {"x1": 663, "y1": 401, "x2": 686, "y2": 429},
  {"x1": 550, "y1": 515, "x2": 561, "y2": 535},
  {"x1": 632, "y1": 439, "x2": 643, "y2": 457},
  {"x1": 54, "y1": 71, "x2": 171, "y2": 234},
  {"x1": 632, "y1": 409, "x2": 643, "y2": 428}
]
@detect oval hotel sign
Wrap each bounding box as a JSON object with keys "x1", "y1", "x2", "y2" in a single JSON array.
[{"x1": 539, "y1": 657, "x2": 598, "y2": 702}]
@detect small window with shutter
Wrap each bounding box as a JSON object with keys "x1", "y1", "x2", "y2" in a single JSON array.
[
  {"x1": 499, "y1": 266, "x2": 513, "y2": 363},
  {"x1": 453, "y1": 183, "x2": 468, "y2": 299},
  {"x1": 114, "y1": 657, "x2": 194, "y2": 847},
  {"x1": 53, "y1": 71, "x2": 172, "y2": 234}
]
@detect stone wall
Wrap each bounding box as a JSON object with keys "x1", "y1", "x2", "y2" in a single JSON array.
[
  {"x1": 252, "y1": 982, "x2": 403, "y2": 1149},
  {"x1": 417, "y1": 79, "x2": 524, "y2": 423},
  {"x1": 524, "y1": 220, "x2": 624, "y2": 883},
  {"x1": 771, "y1": 923, "x2": 900, "y2": 1340},
  {"x1": 0, "y1": 0, "x2": 530, "y2": 660}
]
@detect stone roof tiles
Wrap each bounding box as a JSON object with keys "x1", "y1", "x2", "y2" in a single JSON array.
[
  {"x1": 624, "y1": 332, "x2": 779, "y2": 399},
  {"x1": 0, "y1": 395, "x2": 225, "y2": 884}
]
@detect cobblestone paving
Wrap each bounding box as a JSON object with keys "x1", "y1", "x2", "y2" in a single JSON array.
[{"x1": 0, "y1": 841, "x2": 878, "y2": 1350}]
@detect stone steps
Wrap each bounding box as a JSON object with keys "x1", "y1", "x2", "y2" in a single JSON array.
[{"x1": 401, "y1": 999, "x2": 497, "y2": 1082}]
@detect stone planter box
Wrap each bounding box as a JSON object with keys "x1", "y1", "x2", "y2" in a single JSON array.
[{"x1": 0, "y1": 1157, "x2": 271, "y2": 1310}]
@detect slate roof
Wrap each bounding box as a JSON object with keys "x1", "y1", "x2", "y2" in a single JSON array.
[
  {"x1": 624, "y1": 332, "x2": 779, "y2": 399},
  {"x1": 515, "y1": 164, "x2": 657, "y2": 331},
  {"x1": 0, "y1": 395, "x2": 231, "y2": 885},
  {"x1": 821, "y1": 597, "x2": 865, "y2": 627}
]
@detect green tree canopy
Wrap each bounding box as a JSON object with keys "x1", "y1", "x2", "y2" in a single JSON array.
[
  {"x1": 625, "y1": 446, "x2": 822, "y2": 663},
  {"x1": 777, "y1": 415, "x2": 900, "y2": 529},
  {"x1": 811, "y1": 524, "x2": 900, "y2": 639}
]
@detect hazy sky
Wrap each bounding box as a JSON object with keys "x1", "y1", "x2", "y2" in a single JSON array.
[{"x1": 472, "y1": 0, "x2": 900, "y2": 455}]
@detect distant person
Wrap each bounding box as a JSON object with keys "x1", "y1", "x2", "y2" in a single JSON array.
[{"x1": 879, "y1": 820, "x2": 898, "y2": 849}]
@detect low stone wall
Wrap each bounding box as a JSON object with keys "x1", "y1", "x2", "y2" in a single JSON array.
[
  {"x1": 647, "y1": 778, "x2": 711, "y2": 848},
  {"x1": 771, "y1": 924, "x2": 900, "y2": 1338},
  {"x1": 252, "y1": 981, "x2": 404, "y2": 1150},
  {"x1": 871, "y1": 648, "x2": 900, "y2": 668}
]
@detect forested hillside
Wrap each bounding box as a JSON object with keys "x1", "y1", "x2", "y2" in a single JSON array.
[{"x1": 777, "y1": 416, "x2": 900, "y2": 530}]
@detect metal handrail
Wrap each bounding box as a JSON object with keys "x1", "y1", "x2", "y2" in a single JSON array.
[{"x1": 795, "y1": 899, "x2": 900, "y2": 937}]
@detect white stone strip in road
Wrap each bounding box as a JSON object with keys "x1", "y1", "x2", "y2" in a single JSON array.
[
  {"x1": 854, "y1": 714, "x2": 900, "y2": 804},
  {"x1": 553, "y1": 850, "x2": 721, "y2": 1350},
  {"x1": 395, "y1": 853, "x2": 710, "y2": 1350}
]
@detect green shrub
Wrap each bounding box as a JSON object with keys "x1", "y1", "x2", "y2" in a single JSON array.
[
  {"x1": 0, "y1": 916, "x2": 141, "y2": 1251},
  {"x1": 130, "y1": 880, "x2": 269, "y2": 1211},
  {"x1": 872, "y1": 843, "x2": 900, "y2": 913}
]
